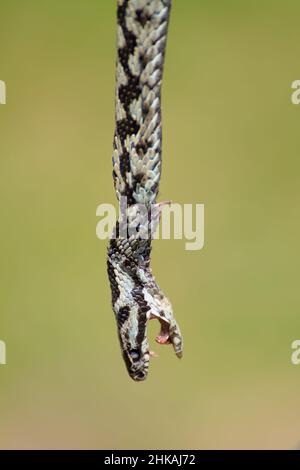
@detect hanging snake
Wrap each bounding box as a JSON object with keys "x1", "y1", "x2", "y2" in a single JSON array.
[{"x1": 107, "y1": 0, "x2": 183, "y2": 381}]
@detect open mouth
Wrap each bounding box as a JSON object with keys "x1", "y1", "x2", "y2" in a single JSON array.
[
  {"x1": 154, "y1": 317, "x2": 172, "y2": 345},
  {"x1": 149, "y1": 313, "x2": 182, "y2": 359}
]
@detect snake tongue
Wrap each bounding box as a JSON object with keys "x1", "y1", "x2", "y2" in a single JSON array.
[
  {"x1": 147, "y1": 313, "x2": 169, "y2": 356},
  {"x1": 148, "y1": 312, "x2": 183, "y2": 359},
  {"x1": 149, "y1": 312, "x2": 173, "y2": 346},
  {"x1": 155, "y1": 316, "x2": 172, "y2": 345}
]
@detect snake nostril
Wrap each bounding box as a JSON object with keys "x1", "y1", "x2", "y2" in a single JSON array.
[{"x1": 134, "y1": 370, "x2": 146, "y2": 381}]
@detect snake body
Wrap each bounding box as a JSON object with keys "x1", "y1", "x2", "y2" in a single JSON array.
[{"x1": 107, "y1": 0, "x2": 183, "y2": 381}]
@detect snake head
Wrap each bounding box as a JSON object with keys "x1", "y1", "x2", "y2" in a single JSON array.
[
  {"x1": 117, "y1": 311, "x2": 183, "y2": 382},
  {"x1": 116, "y1": 287, "x2": 183, "y2": 382}
]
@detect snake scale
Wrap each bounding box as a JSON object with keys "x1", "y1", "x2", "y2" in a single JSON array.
[{"x1": 107, "y1": 0, "x2": 183, "y2": 381}]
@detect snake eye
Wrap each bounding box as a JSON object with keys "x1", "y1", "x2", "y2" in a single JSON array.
[{"x1": 129, "y1": 349, "x2": 140, "y2": 361}]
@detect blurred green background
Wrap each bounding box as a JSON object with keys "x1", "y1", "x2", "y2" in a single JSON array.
[{"x1": 0, "y1": 0, "x2": 300, "y2": 450}]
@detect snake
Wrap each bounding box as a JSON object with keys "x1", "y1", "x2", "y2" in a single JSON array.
[{"x1": 107, "y1": 0, "x2": 183, "y2": 381}]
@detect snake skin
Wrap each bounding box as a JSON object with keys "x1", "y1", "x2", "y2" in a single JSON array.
[{"x1": 107, "y1": 0, "x2": 183, "y2": 381}]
